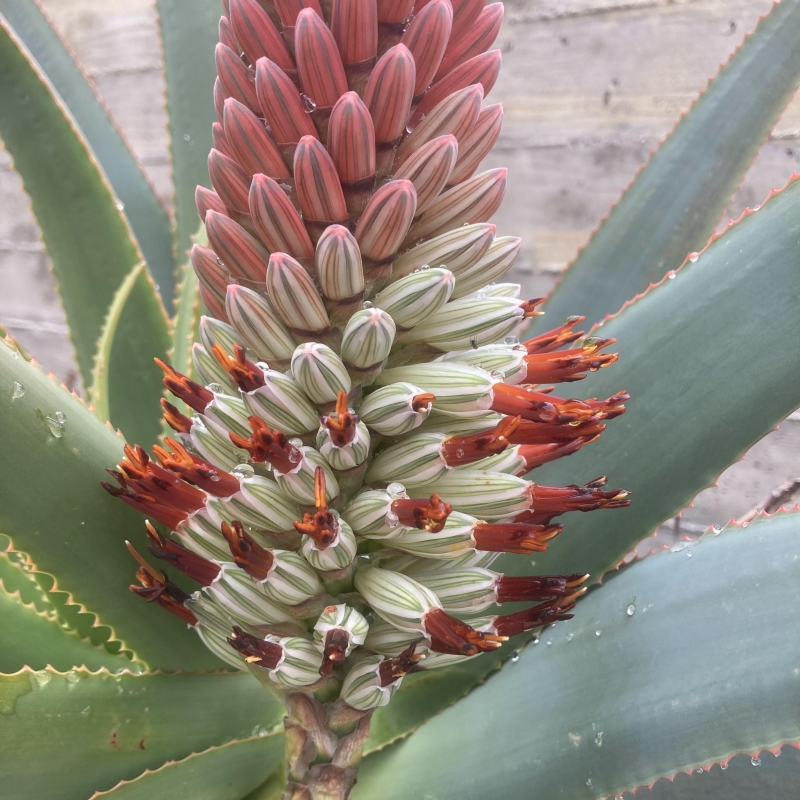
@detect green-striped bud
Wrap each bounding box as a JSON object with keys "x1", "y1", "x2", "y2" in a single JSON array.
[
  {"x1": 192, "y1": 343, "x2": 237, "y2": 393},
  {"x1": 313, "y1": 604, "x2": 370, "y2": 655},
  {"x1": 291, "y1": 343, "x2": 352, "y2": 405},
  {"x1": 407, "y1": 567, "x2": 498, "y2": 615},
  {"x1": 376, "y1": 363, "x2": 494, "y2": 413},
  {"x1": 469, "y1": 282, "x2": 521, "y2": 299},
  {"x1": 339, "y1": 655, "x2": 402, "y2": 710},
  {"x1": 269, "y1": 637, "x2": 325, "y2": 687},
  {"x1": 341, "y1": 308, "x2": 396, "y2": 371},
  {"x1": 366, "y1": 433, "x2": 448, "y2": 488},
  {"x1": 423, "y1": 470, "x2": 532, "y2": 519},
  {"x1": 316, "y1": 225, "x2": 365, "y2": 323},
  {"x1": 363, "y1": 617, "x2": 424, "y2": 656},
  {"x1": 225, "y1": 285, "x2": 296, "y2": 370},
  {"x1": 275, "y1": 447, "x2": 340, "y2": 504},
  {"x1": 416, "y1": 413, "x2": 500, "y2": 437},
  {"x1": 354, "y1": 567, "x2": 439, "y2": 632},
  {"x1": 300, "y1": 516, "x2": 358, "y2": 572},
  {"x1": 452, "y1": 446, "x2": 526, "y2": 476},
  {"x1": 436, "y1": 344, "x2": 527, "y2": 384},
  {"x1": 177, "y1": 508, "x2": 231, "y2": 562},
  {"x1": 262, "y1": 550, "x2": 323, "y2": 606},
  {"x1": 316, "y1": 420, "x2": 371, "y2": 471},
  {"x1": 387, "y1": 511, "x2": 476, "y2": 559},
  {"x1": 189, "y1": 417, "x2": 243, "y2": 471},
  {"x1": 204, "y1": 391, "x2": 252, "y2": 439},
  {"x1": 244, "y1": 369, "x2": 319, "y2": 435},
  {"x1": 373, "y1": 267, "x2": 454, "y2": 330},
  {"x1": 200, "y1": 315, "x2": 244, "y2": 357},
  {"x1": 236, "y1": 475, "x2": 303, "y2": 532},
  {"x1": 267, "y1": 253, "x2": 332, "y2": 338},
  {"x1": 187, "y1": 593, "x2": 248, "y2": 669},
  {"x1": 341, "y1": 489, "x2": 397, "y2": 537},
  {"x1": 402, "y1": 295, "x2": 530, "y2": 351},
  {"x1": 358, "y1": 382, "x2": 434, "y2": 436},
  {"x1": 450, "y1": 236, "x2": 522, "y2": 299},
  {"x1": 417, "y1": 650, "x2": 480, "y2": 670}
]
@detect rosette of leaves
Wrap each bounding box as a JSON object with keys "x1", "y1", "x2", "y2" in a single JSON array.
[{"x1": 0, "y1": 1, "x2": 799, "y2": 799}]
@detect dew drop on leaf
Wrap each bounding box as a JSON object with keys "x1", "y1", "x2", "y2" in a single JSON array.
[
  {"x1": 81, "y1": 706, "x2": 92, "y2": 717},
  {"x1": 667, "y1": 270, "x2": 676, "y2": 280},
  {"x1": 594, "y1": 731, "x2": 603, "y2": 747},
  {"x1": 46, "y1": 414, "x2": 66, "y2": 438},
  {"x1": 510, "y1": 649, "x2": 520, "y2": 662},
  {"x1": 671, "y1": 541, "x2": 689, "y2": 553},
  {"x1": 626, "y1": 603, "x2": 636, "y2": 617},
  {"x1": 33, "y1": 671, "x2": 52, "y2": 687},
  {"x1": 11, "y1": 381, "x2": 24, "y2": 400},
  {"x1": 233, "y1": 464, "x2": 255, "y2": 479},
  {"x1": 546, "y1": 639, "x2": 553, "y2": 646},
  {"x1": 720, "y1": 764, "x2": 728, "y2": 770},
  {"x1": 688, "y1": 252, "x2": 700, "y2": 262},
  {"x1": 751, "y1": 757, "x2": 761, "y2": 767},
  {"x1": 566, "y1": 632, "x2": 574, "y2": 642},
  {"x1": 595, "y1": 630, "x2": 601, "y2": 637}
]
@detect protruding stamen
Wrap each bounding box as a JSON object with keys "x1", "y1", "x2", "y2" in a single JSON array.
[
  {"x1": 228, "y1": 625, "x2": 283, "y2": 668},
  {"x1": 103, "y1": 482, "x2": 188, "y2": 530},
  {"x1": 153, "y1": 437, "x2": 240, "y2": 496},
  {"x1": 473, "y1": 521, "x2": 563, "y2": 554},
  {"x1": 144, "y1": 521, "x2": 221, "y2": 586},
  {"x1": 212, "y1": 343, "x2": 266, "y2": 392},
  {"x1": 321, "y1": 391, "x2": 359, "y2": 447},
  {"x1": 155, "y1": 359, "x2": 213, "y2": 413},
  {"x1": 495, "y1": 573, "x2": 588, "y2": 603},
  {"x1": 127, "y1": 542, "x2": 198, "y2": 625},
  {"x1": 378, "y1": 643, "x2": 425, "y2": 685},
  {"x1": 523, "y1": 338, "x2": 619, "y2": 383},
  {"x1": 161, "y1": 399, "x2": 192, "y2": 434},
  {"x1": 442, "y1": 415, "x2": 519, "y2": 466},
  {"x1": 391, "y1": 492, "x2": 452, "y2": 532},
  {"x1": 293, "y1": 467, "x2": 338, "y2": 547},
  {"x1": 522, "y1": 315, "x2": 585, "y2": 354},
  {"x1": 425, "y1": 608, "x2": 506, "y2": 656},
  {"x1": 491, "y1": 383, "x2": 625, "y2": 424},
  {"x1": 229, "y1": 416, "x2": 303, "y2": 472},
  {"x1": 492, "y1": 596, "x2": 580, "y2": 637},
  {"x1": 523, "y1": 479, "x2": 631, "y2": 524},
  {"x1": 507, "y1": 416, "x2": 607, "y2": 445},
  {"x1": 411, "y1": 393, "x2": 436, "y2": 412},
  {"x1": 221, "y1": 520, "x2": 275, "y2": 580},
  {"x1": 320, "y1": 627, "x2": 351, "y2": 675},
  {"x1": 518, "y1": 439, "x2": 596, "y2": 471}
]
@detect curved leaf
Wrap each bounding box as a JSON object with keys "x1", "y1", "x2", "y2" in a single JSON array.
[
  {"x1": 0, "y1": 16, "x2": 149, "y2": 385},
  {"x1": 0, "y1": 540, "x2": 56, "y2": 614},
  {"x1": 0, "y1": 669, "x2": 283, "y2": 800},
  {"x1": 0, "y1": 0, "x2": 177, "y2": 303},
  {"x1": 90, "y1": 734, "x2": 284, "y2": 800},
  {"x1": 169, "y1": 260, "x2": 201, "y2": 382},
  {"x1": 534, "y1": 0, "x2": 800, "y2": 329},
  {"x1": 155, "y1": 0, "x2": 219, "y2": 258},
  {"x1": 0, "y1": 334, "x2": 223, "y2": 671},
  {"x1": 0, "y1": 582, "x2": 132, "y2": 673},
  {"x1": 356, "y1": 511, "x2": 800, "y2": 799},
  {"x1": 90, "y1": 264, "x2": 170, "y2": 448}
]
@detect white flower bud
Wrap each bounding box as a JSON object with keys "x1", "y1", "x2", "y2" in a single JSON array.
[
  {"x1": 291, "y1": 343, "x2": 352, "y2": 405},
  {"x1": 363, "y1": 618, "x2": 425, "y2": 656},
  {"x1": 407, "y1": 567, "x2": 498, "y2": 614},
  {"x1": 236, "y1": 475, "x2": 303, "y2": 532},
  {"x1": 376, "y1": 363, "x2": 494, "y2": 413},
  {"x1": 339, "y1": 655, "x2": 401, "y2": 710},
  {"x1": 450, "y1": 236, "x2": 522, "y2": 299},
  {"x1": 267, "y1": 252, "x2": 332, "y2": 336},
  {"x1": 300, "y1": 516, "x2": 358, "y2": 572},
  {"x1": 187, "y1": 594, "x2": 247, "y2": 669},
  {"x1": 423, "y1": 470, "x2": 532, "y2": 519},
  {"x1": 200, "y1": 315, "x2": 244, "y2": 357},
  {"x1": 452, "y1": 446, "x2": 526, "y2": 476},
  {"x1": 313, "y1": 604, "x2": 370, "y2": 654},
  {"x1": 192, "y1": 343, "x2": 237, "y2": 392},
  {"x1": 225, "y1": 285, "x2": 296, "y2": 368},
  {"x1": 373, "y1": 267, "x2": 454, "y2": 330},
  {"x1": 189, "y1": 417, "x2": 243, "y2": 471},
  {"x1": 177, "y1": 508, "x2": 231, "y2": 561},
  {"x1": 387, "y1": 511, "x2": 477, "y2": 559},
  {"x1": 262, "y1": 550, "x2": 323, "y2": 606},
  {"x1": 354, "y1": 567, "x2": 439, "y2": 632},
  {"x1": 270, "y1": 637, "x2": 324, "y2": 687},
  {"x1": 436, "y1": 344, "x2": 527, "y2": 385},
  {"x1": 275, "y1": 447, "x2": 340, "y2": 505},
  {"x1": 358, "y1": 382, "x2": 434, "y2": 436},
  {"x1": 416, "y1": 413, "x2": 500, "y2": 437},
  {"x1": 468, "y1": 282, "x2": 521, "y2": 299},
  {"x1": 341, "y1": 308, "x2": 396, "y2": 370},
  {"x1": 244, "y1": 369, "x2": 320, "y2": 435},
  {"x1": 416, "y1": 651, "x2": 480, "y2": 670},
  {"x1": 317, "y1": 420, "x2": 371, "y2": 470},
  {"x1": 341, "y1": 489, "x2": 396, "y2": 537},
  {"x1": 203, "y1": 391, "x2": 252, "y2": 439},
  {"x1": 366, "y1": 433, "x2": 449, "y2": 488}
]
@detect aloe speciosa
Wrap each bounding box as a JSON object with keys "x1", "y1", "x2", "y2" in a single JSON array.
[{"x1": 1, "y1": 0, "x2": 800, "y2": 798}]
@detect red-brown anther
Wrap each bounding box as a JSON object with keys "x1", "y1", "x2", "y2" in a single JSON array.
[
  {"x1": 583, "y1": 392, "x2": 630, "y2": 420},
  {"x1": 160, "y1": 399, "x2": 193, "y2": 435},
  {"x1": 507, "y1": 416, "x2": 607, "y2": 445},
  {"x1": 441, "y1": 415, "x2": 519, "y2": 466},
  {"x1": 378, "y1": 643, "x2": 426, "y2": 685},
  {"x1": 320, "y1": 627, "x2": 352, "y2": 676},
  {"x1": 523, "y1": 315, "x2": 585, "y2": 354},
  {"x1": 293, "y1": 467, "x2": 338, "y2": 547},
  {"x1": 528, "y1": 479, "x2": 631, "y2": 520},
  {"x1": 127, "y1": 542, "x2": 198, "y2": 625},
  {"x1": 221, "y1": 520, "x2": 276, "y2": 580},
  {"x1": 212, "y1": 343, "x2": 266, "y2": 392},
  {"x1": 523, "y1": 339, "x2": 619, "y2": 384},
  {"x1": 521, "y1": 299, "x2": 547, "y2": 318},
  {"x1": 495, "y1": 573, "x2": 588, "y2": 604},
  {"x1": 492, "y1": 596, "x2": 579, "y2": 638},
  {"x1": 102, "y1": 483, "x2": 190, "y2": 530},
  {"x1": 472, "y1": 521, "x2": 563, "y2": 554},
  {"x1": 230, "y1": 416, "x2": 303, "y2": 472},
  {"x1": 518, "y1": 439, "x2": 596, "y2": 471},
  {"x1": 145, "y1": 521, "x2": 221, "y2": 586},
  {"x1": 391, "y1": 492, "x2": 452, "y2": 532},
  {"x1": 411, "y1": 392, "x2": 436, "y2": 412},
  {"x1": 153, "y1": 437, "x2": 240, "y2": 497},
  {"x1": 321, "y1": 391, "x2": 359, "y2": 447},
  {"x1": 425, "y1": 608, "x2": 506, "y2": 656},
  {"x1": 228, "y1": 625, "x2": 284, "y2": 668},
  {"x1": 155, "y1": 359, "x2": 214, "y2": 413}
]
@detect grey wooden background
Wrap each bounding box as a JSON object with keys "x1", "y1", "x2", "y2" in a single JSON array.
[{"x1": 0, "y1": 0, "x2": 797, "y2": 537}]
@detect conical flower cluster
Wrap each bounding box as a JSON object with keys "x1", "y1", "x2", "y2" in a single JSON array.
[{"x1": 106, "y1": 0, "x2": 629, "y2": 715}]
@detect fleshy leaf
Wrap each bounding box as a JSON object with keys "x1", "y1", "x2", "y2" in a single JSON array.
[
  {"x1": 534, "y1": 0, "x2": 800, "y2": 328},
  {"x1": 90, "y1": 264, "x2": 170, "y2": 448},
  {"x1": 89, "y1": 735, "x2": 284, "y2": 800},
  {"x1": 0, "y1": 17, "x2": 151, "y2": 386},
  {"x1": 0, "y1": 335, "x2": 224, "y2": 671},
  {"x1": 0, "y1": 0, "x2": 177, "y2": 303},
  {"x1": 0, "y1": 669, "x2": 283, "y2": 800},
  {"x1": 356, "y1": 511, "x2": 800, "y2": 798}
]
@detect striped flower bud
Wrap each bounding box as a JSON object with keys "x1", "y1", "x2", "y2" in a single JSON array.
[
  {"x1": 250, "y1": 174, "x2": 315, "y2": 259},
  {"x1": 225, "y1": 285, "x2": 296, "y2": 370},
  {"x1": 373, "y1": 266, "x2": 454, "y2": 330},
  {"x1": 223, "y1": 98, "x2": 291, "y2": 179},
  {"x1": 203, "y1": 390, "x2": 253, "y2": 440},
  {"x1": 340, "y1": 647, "x2": 424, "y2": 710},
  {"x1": 367, "y1": 432, "x2": 450, "y2": 487},
  {"x1": 435, "y1": 2, "x2": 503, "y2": 80},
  {"x1": 355, "y1": 179, "x2": 417, "y2": 270},
  {"x1": 291, "y1": 342, "x2": 352, "y2": 404},
  {"x1": 205, "y1": 210, "x2": 269, "y2": 283},
  {"x1": 300, "y1": 514, "x2": 358, "y2": 572},
  {"x1": 423, "y1": 469, "x2": 532, "y2": 518},
  {"x1": 244, "y1": 368, "x2": 320, "y2": 435},
  {"x1": 212, "y1": 123, "x2": 229, "y2": 156},
  {"x1": 235, "y1": 632, "x2": 325, "y2": 687},
  {"x1": 377, "y1": 0, "x2": 415, "y2": 26},
  {"x1": 376, "y1": 362, "x2": 493, "y2": 412},
  {"x1": 341, "y1": 307, "x2": 396, "y2": 371},
  {"x1": 363, "y1": 617, "x2": 423, "y2": 656},
  {"x1": 449, "y1": 103, "x2": 503, "y2": 185},
  {"x1": 200, "y1": 315, "x2": 244, "y2": 359},
  {"x1": 215, "y1": 43, "x2": 259, "y2": 110},
  {"x1": 262, "y1": 549, "x2": 324, "y2": 606},
  {"x1": 191, "y1": 244, "x2": 231, "y2": 306},
  {"x1": 267, "y1": 252, "x2": 332, "y2": 337},
  {"x1": 331, "y1": 0, "x2": 378, "y2": 69},
  {"x1": 275, "y1": 446, "x2": 340, "y2": 504},
  {"x1": 358, "y1": 382, "x2": 434, "y2": 435},
  {"x1": 317, "y1": 417, "x2": 371, "y2": 470},
  {"x1": 208, "y1": 148, "x2": 252, "y2": 215},
  {"x1": 236, "y1": 475, "x2": 304, "y2": 532},
  {"x1": 255, "y1": 57, "x2": 318, "y2": 148},
  {"x1": 341, "y1": 488, "x2": 396, "y2": 536},
  {"x1": 214, "y1": 76, "x2": 226, "y2": 122},
  {"x1": 230, "y1": 0, "x2": 294, "y2": 69},
  {"x1": 394, "y1": 134, "x2": 458, "y2": 214},
  {"x1": 408, "y1": 168, "x2": 507, "y2": 243},
  {"x1": 391, "y1": 222, "x2": 495, "y2": 280},
  {"x1": 195, "y1": 186, "x2": 227, "y2": 220},
  {"x1": 189, "y1": 417, "x2": 246, "y2": 471},
  {"x1": 450, "y1": 235, "x2": 522, "y2": 299},
  {"x1": 400, "y1": 0, "x2": 452, "y2": 98},
  {"x1": 314, "y1": 604, "x2": 370, "y2": 675},
  {"x1": 189, "y1": 596, "x2": 249, "y2": 669},
  {"x1": 218, "y1": 15, "x2": 239, "y2": 53},
  {"x1": 273, "y1": 0, "x2": 324, "y2": 33},
  {"x1": 450, "y1": 0, "x2": 485, "y2": 42}
]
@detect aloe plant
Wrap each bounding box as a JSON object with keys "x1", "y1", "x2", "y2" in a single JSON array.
[{"x1": 1, "y1": 0, "x2": 799, "y2": 798}]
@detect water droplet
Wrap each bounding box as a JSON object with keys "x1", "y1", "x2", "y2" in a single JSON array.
[
  {"x1": 712, "y1": 524, "x2": 723, "y2": 534},
  {"x1": 216, "y1": 257, "x2": 225, "y2": 267},
  {"x1": 566, "y1": 632, "x2": 574, "y2": 642},
  {"x1": 46, "y1": 414, "x2": 66, "y2": 438},
  {"x1": 206, "y1": 382, "x2": 222, "y2": 393},
  {"x1": 81, "y1": 706, "x2": 92, "y2": 717},
  {"x1": 686, "y1": 549, "x2": 693, "y2": 558},
  {"x1": 34, "y1": 671, "x2": 52, "y2": 687},
  {"x1": 256, "y1": 361, "x2": 269, "y2": 372},
  {"x1": 11, "y1": 381, "x2": 25, "y2": 400},
  {"x1": 586, "y1": 778, "x2": 593, "y2": 788},
  {"x1": 183, "y1": 133, "x2": 192, "y2": 143},
  {"x1": 115, "y1": 201, "x2": 125, "y2": 211},
  {"x1": 237, "y1": 452, "x2": 250, "y2": 464},
  {"x1": 753, "y1": 205, "x2": 760, "y2": 211},
  {"x1": 532, "y1": 637, "x2": 539, "y2": 645},
  {"x1": 489, "y1": 369, "x2": 504, "y2": 381},
  {"x1": 510, "y1": 649, "x2": 520, "y2": 662},
  {"x1": 154, "y1": 284, "x2": 160, "y2": 291},
  {"x1": 546, "y1": 639, "x2": 553, "y2": 646},
  {"x1": 688, "y1": 252, "x2": 700, "y2": 263},
  {"x1": 66, "y1": 670, "x2": 80, "y2": 684},
  {"x1": 775, "y1": 749, "x2": 782, "y2": 757},
  {"x1": 696, "y1": 768, "x2": 704, "y2": 774},
  {"x1": 405, "y1": 122, "x2": 415, "y2": 135},
  {"x1": 233, "y1": 464, "x2": 255, "y2": 479},
  {"x1": 595, "y1": 630, "x2": 601, "y2": 637},
  {"x1": 420, "y1": 264, "x2": 430, "y2": 270},
  {"x1": 289, "y1": 450, "x2": 302, "y2": 464},
  {"x1": 667, "y1": 270, "x2": 676, "y2": 280},
  {"x1": 671, "y1": 541, "x2": 690, "y2": 553},
  {"x1": 386, "y1": 511, "x2": 399, "y2": 528},
  {"x1": 503, "y1": 336, "x2": 519, "y2": 345},
  {"x1": 208, "y1": 471, "x2": 221, "y2": 482},
  {"x1": 386, "y1": 482, "x2": 407, "y2": 499},
  {"x1": 742, "y1": 521, "x2": 750, "y2": 528},
  {"x1": 301, "y1": 94, "x2": 317, "y2": 113},
  {"x1": 289, "y1": 438, "x2": 303, "y2": 448},
  {"x1": 720, "y1": 763, "x2": 728, "y2": 770},
  {"x1": 362, "y1": 300, "x2": 373, "y2": 309},
  {"x1": 455, "y1": 448, "x2": 465, "y2": 459},
  {"x1": 476, "y1": 291, "x2": 487, "y2": 300},
  {"x1": 751, "y1": 757, "x2": 761, "y2": 767},
  {"x1": 55, "y1": 411, "x2": 66, "y2": 424},
  {"x1": 594, "y1": 731, "x2": 604, "y2": 747},
  {"x1": 756, "y1": 507, "x2": 763, "y2": 515},
  {"x1": 626, "y1": 602, "x2": 636, "y2": 617}
]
